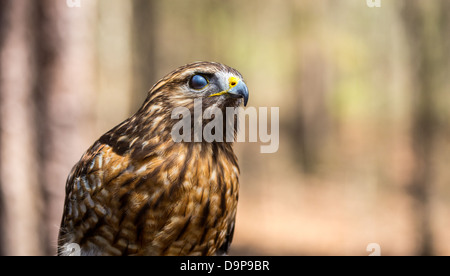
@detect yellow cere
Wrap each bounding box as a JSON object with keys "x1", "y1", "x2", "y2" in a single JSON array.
[
  {"x1": 229, "y1": 76, "x2": 239, "y2": 88},
  {"x1": 209, "y1": 76, "x2": 240, "y2": 98}
]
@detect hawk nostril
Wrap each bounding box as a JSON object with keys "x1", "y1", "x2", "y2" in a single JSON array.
[{"x1": 229, "y1": 76, "x2": 239, "y2": 88}]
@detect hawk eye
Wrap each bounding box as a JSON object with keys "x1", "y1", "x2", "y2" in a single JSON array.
[{"x1": 189, "y1": 75, "x2": 209, "y2": 90}]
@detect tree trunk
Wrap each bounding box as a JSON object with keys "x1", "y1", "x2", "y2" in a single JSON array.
[
  {"x1": 33, "y1": 0, "x2": 97, "y2": 255},
  {"x1": 132, "y1": 0, "x2": 157, "y2": 111},
  {"x1": 401, "y1": 0, "x2": 447, "y2": 256},
  {"x1": 0, "y1": 0, "x2": 97, "y2": 255},
  {"x1": 0, "y1": 0, "x2": 42, "y2": 256}
]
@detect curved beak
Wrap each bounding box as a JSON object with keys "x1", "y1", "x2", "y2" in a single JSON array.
[
  {"x1": 227, "y1": 80, "x2": 249, "y2": 107},
  {"x1": 209, "y1": 78, "x2": 249, "y2": 107}
]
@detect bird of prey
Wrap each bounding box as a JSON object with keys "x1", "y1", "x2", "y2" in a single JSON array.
[{"x1": 58, "y1": 62, "x2": 249, "y2": 256}]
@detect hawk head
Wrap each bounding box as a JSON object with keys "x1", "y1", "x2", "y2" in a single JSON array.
[
  {"x1": 145, "y1": 61, "x2": 249, "y2": 110},
  {"x1": 99, "y1": 61, "x2": 249, "y2": 157}
]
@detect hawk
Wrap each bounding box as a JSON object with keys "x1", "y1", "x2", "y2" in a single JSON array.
[{"x1": 58, "y1": 62, "x2": 249, "y2": 256}]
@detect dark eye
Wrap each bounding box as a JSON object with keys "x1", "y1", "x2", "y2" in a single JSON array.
[{"x1": 189, "y1": 75, "x2": 209, "y2": 90}]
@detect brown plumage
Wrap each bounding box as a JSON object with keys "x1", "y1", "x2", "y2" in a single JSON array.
[{"x1": 58, "y1": 62, "x2": 249, "y2": 256}]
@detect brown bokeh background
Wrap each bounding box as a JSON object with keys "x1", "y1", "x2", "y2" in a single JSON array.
[{"x1": 0, "y1": 0, "x2": 449, "y2": 256}]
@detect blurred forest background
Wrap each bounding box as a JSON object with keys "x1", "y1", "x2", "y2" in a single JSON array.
[{"x1": 0, "y1": 0, "x2": 449, "y2": 256}]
